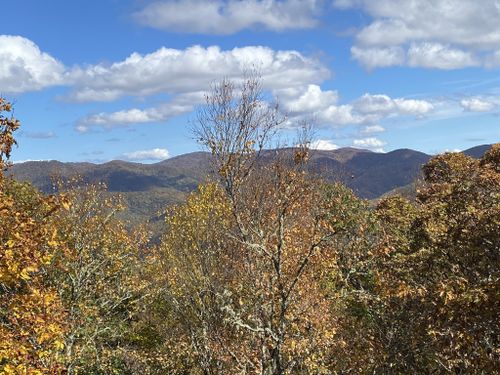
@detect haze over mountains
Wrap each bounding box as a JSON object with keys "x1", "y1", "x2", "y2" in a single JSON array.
[{"x1": 10, "y1": 144, "x2": 492, "y2": 223}]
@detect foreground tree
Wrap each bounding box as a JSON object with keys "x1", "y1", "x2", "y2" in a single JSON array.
[
  {"x1": 0, "y1": 99, "x2": 155, "y2": 374},
  {"x1": 47, "y1": 181, "x2": 153, "y2": 374},
  {"x1": 374, "y1": 147, "x2": 500, "y2": 373},
  {"x1": 152, "y1": 75, "x2": 349, "y2": 374},
  {"x1": 0, "y1": 98, "x2": 66, "y2": 374}
]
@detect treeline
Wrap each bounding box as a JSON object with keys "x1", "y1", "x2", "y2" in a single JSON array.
[{"x1": 1, "y1": 80, "x2": 499, "y2": 374}]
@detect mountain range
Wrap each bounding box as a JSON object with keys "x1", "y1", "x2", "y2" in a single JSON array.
[{"x1": 9, "y1": 144, "x2": 492, "y2": 224}]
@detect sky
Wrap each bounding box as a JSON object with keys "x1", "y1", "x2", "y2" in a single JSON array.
[{"x1": 1, "y1": 0, "x2": 499, "y2": 163}]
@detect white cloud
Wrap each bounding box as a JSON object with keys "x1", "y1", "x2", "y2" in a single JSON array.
[
  {"x1": 277, "y1": 86, "x2": 365, "y2": 126},
  {"x1": 335, "y1": 0, "x2": 500, "y2": 69},
  {"x1": 318, "y1": 103, "x2": 366, "y2": 125},
  {"x1": 279, "y1": 86, "x2": 435, "y2": 127},
  {"x1": 134, "y1": 0, "x2": 320, "y2": 35},
  {"x1": 353, "y1": 137, "x2": 386, "y2": 152},
  {"x1": 361, "y1": 124, "x2": 385, "y2": 134},
  {"x1": 76, "y1": 108, "x2": 167, "y2": 133},
  {"x1": 122, "y1": 148, "x2": 170, "y2": 161},
  {"x1": 393, "y1": 98, "x2": 435, "y2": 115},
  {"x1": 351, "y1": 46, "x2": 405, "y2": 70},
  {"x1": 353, "y1": 94, "x2": 395, "y2": 114},
  {"x1": 460, "y1": 97, "x2": 496, "y2": 112},
  {"x1": 309, "y1": 139, "x2": 339, "y2": 150},
  {"x1": 407, "y1": 43, "x2": 479, "y2": 70},
  {"x1": 76, "y1": 95, "x2": 197, "y2": 132},
  {"x1": 70, "y1": 45, "x2": 331, "y2": 131},
  {"x1": 353, "y1": 94, "x2": 434, "y2": 116},
  {"x1": 13, "y1": 159, "x2": 48, "y2": 164},
  {"x1": 276, "y1": 84, "x2": 357, "y2": 125},
  {"x1": 0, "y1": 35, "x2": 65, "y2": 93},
  {"x1": 349, "y1": 0, "x2": 500, "y2": 49},
  {"x1": 0, "y1": 35, "x2": 444, "y2": 136},
  {"x1": 68, "y1": 45, "x2": 329, "y2": 102},
  {"x1": 278, "y1": 84, "x2": 339, "y2": 113}
]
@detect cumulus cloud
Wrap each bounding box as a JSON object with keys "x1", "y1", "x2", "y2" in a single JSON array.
[
  {"x1": 361, "y1": 124, "x2": 385, "y2": 134},
  {"x1": 351, "y1": 46, "x2": 405, "y2": 70},
  {"x1": 70, "y1": 45, "x2": 332, "y2": 131},
  {"x1": 278, "y1": 84, "x2": 339, "y2": 113},
  {"x1": 275, "y1": 85, "x2": 434, "y2": 129},
  {"x1": 277, "y1": 85, "x2": 361, "y2": 126},
  {"x1": 68, "y1": 52, "x2": 434, "y2": 132},
  {"x1": 335, "y1": 0, "x2": 500, "y2": 69},
  {"x1": 460, "y1": 97, "x2": 496, "y2": 112},
  {"x1": 76, "y1": 95, "x2": 197, "y2": 132},
  {"x1": 279, "y1": 86, "x2": 435, "y2": 127},
  {"x1": 76, "y1": 108, "x2": 166, "y2": 133},
  {"x1": 0, "y1": 35, "x2": 442, "y2": 136},
  {"x1": 353, "y1": 137, "x2": 386, "y2": 152},
  {"x1": 309, "y1": 139, "x2": 339, "y2": 150},
  {"x1": 317, "y1": 103, "x2": 365, "y2": 125},
  {"x1": 353, "y1": 93, "x2": 434, "y2": 116},
  {"x1": 134, "y1": 0, "x2": 320, "y2": 35},
  {"x1": 0, "y1": 35, "x2": 65, "y2": 93},
  {"x1": 68, "y1": 45, "x2": 329, "y2": 102},
  {"x1": 122, "y1": 148, "x2": 170, "y2": 161},
  {"x1": 407, "y1": 43, "x2": 479, "y2": 70},
  {"x1": 0, "y1": 38, "x2": 329, "y2": 100}
]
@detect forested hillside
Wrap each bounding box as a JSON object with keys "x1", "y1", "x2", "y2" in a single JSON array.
[
  {"x1": 1, "y1": 85, "x2": 498, "y2": 375},
  {"x1": 9, "y1": 145, "x2": 491, "y2": 225}
]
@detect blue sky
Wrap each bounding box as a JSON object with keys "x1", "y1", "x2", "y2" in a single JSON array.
[{"x1": 2, "y1": 0, "x2": 499, "y2": 163}]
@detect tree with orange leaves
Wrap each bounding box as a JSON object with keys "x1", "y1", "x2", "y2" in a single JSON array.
[
  {"x1": 150, "y1": 75, "x2": 345, "y2": 374},
  {"x1": 0, "y1": 98, "x2": 66, "y2": 374},
  {"x1": 371, "y1": 147, "x2": 500, "y2": 373}
]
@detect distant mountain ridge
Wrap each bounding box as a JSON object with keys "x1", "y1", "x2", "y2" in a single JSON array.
[{"x1": 10, "y1": 145, "x2": 492, "y2": 223}]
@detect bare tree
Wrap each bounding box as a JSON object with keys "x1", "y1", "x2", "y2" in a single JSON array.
[
  {"x1": 187, "y1": 74, "x2": 339, "y2": 374},
  {"x1": 194, "y1": 74, "x2": 283, "y2": 197}
]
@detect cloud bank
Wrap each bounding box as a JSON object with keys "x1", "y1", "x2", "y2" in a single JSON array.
[
  {"x1": 134, "y1": 0, "x2": 320, "y2": 35},
  {"x1": 2, "y1": 34, "x2": 495, "y2": 140},
  {"x1": 335, "y1": 0, "x2": 500, "y2": 69}
]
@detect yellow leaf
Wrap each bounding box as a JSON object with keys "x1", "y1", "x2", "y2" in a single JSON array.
[
  {"x1": 20, "y1": 268, "x2": 31, "y2": 281},
  {"x1": 53, "y1": 340, "x2": 65, "y2": 350},
  {"x1": 61, "y1": 200, "x2": 71, "y2": 211}
]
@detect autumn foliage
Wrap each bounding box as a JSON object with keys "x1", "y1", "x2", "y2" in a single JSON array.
[
  {"x1": 1, "y1": 89, "x2": 499, "y2": 375},
  {"x1": 1, "y1": 99, "x2": 66, "y2": 373}
]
